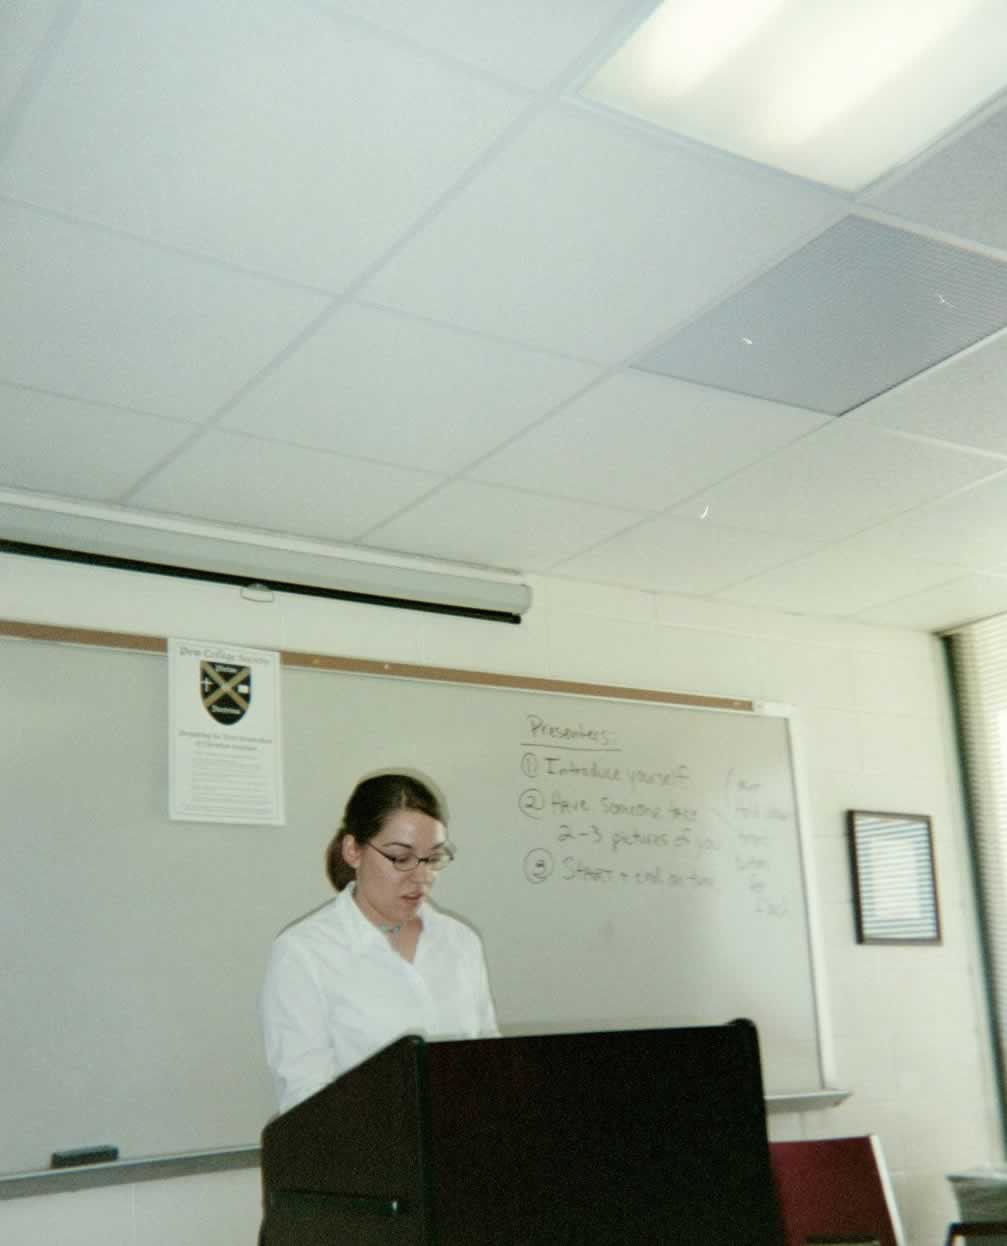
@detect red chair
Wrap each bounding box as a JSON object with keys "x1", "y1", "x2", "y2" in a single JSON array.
[{"x1": 770, "y1": 1135, "x2": 905, "y2": 1246}]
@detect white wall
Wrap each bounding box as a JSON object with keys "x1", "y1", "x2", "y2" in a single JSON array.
[{"x1": 0, "y1": 552, "x2": 1000, "y2": 1246}]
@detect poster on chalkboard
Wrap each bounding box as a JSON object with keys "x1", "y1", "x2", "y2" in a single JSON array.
[{"x1": 168, "y1": 637, "x2": 285, "y2": 824}]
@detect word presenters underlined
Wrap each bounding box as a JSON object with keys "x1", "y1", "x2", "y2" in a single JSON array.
[{"x1": 514, "y1": 710, "x2": 793, "y2": 919}]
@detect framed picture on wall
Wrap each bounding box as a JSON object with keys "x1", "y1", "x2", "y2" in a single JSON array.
[{"x1": 847, "y1": 810, "x2": 941, "y2": 945}]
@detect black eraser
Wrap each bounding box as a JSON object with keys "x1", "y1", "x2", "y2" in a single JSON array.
[{"x1": 51, "y1": 1145, "x2": 119, "y2": 1169}]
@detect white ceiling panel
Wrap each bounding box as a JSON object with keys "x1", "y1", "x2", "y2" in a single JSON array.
[
  {"x1": 310, "y1": 0, "x2": 633, "y2": 90},
  {"x1": 855, "y1": 573, "x2": 1007, "y2": 633},
  {"x1": 129, "y1": 432, "x2": 443, "y2": 542},
  {"x1": 839, "y1": 473, "x2": 1007, "y2": 574},
  {"x1": 553, "y1": 513, "x2": 822, "y2": 595},
  {"x1": 670, "y1": 422, "x2": 1005, "y2": 542},
  {"x1": 364, "y1": 480, "x2": 641, "y2": 570},
  {"x1": 824, "y1": 516, "x2": 999, "y2": 576},
  {"x1": 0, "y1": 0, "x2": 67, "y2": 121},
  {"x1": 222, "y1": 303, "x2": 601, "y2": 473},
  {"x1": 0, "y1": 200, "x2": 328, "y2": 419},
  {"x1": 715, "y1": 543, "x2": 957, "y2": 617},
  {"x1": 0, "y1": 0, "x2": 524, "y2": 289},
  {"x1": 867, "y1": 101, "x2": 1007, "y2": 252},
  {"x1": 0, "y1": 385, "x2": 193, "y2": 502},
  {"x1": 469, "y1": 371, "x2": 829, "y2": 511},
  {"x1": 364, "y1": 104, "x2": 844, "y2": 362},
  {"x1": 847, "y1": 327, "x2": 1007, "y2": 454}
]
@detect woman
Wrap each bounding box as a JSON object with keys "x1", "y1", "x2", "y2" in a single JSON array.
[{"x1": 260, "y1": 772, "x2": 498, "y2": 1114}]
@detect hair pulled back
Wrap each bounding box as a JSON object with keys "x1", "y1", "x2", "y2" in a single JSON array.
[{"x1": 325, "y1": 772, "x2": 445, "y2": 891}]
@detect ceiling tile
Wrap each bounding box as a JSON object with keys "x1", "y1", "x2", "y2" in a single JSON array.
[
  {"x1": 129, "y1": 431, "x2": 442, "y2": 541},
  {"x1": 715, "y1": 544, "x2": 957, "y2": 617},
  {"x1": 0, "y1": 201, "x2": 328, "y2": 419},
  {"x1": 635, "y1": 215, "x2": 1007, "y2": 414},
  {"x1": 0, "y1": 0, "x2": 67, "y2": 120},
  {"x1": 670, "y1": 422, "x2": 1005, "y2": 542},
  {"x1": 311, "y1": 0, "x2": 630, "y2": 90},
  {"x1": 854, "y1": 573, "x2": 1007, "y2": 632},
  {"x1": 826, "y1": 519, "x2": 991, "y2": 575},
  {"x1": 363, "y1": 480, "x2": 641, "y2": 570},
  {"x1": 839, "y1": 473, "x2": 1007, "y2": 574},
  {"x1": 0, "y1": 386, "x2": 193, "y2": 501},
  {"x1": 469, "y1": 371, "x2": 829, "y2": 511},
  {"x1": 0, "y1": 0, "x2": 524, "y2": 289},
  {"x1": 364, "y1": 104, "x2": 843, "y2": 362},
  {"x1": 552, "y1": 513, "x2": 821, "y2": 595},
  {"x1": 866, "y1": 102, "x2": 1007, "y2": 251},
  {"x1": 847, "y1": 327, "x2": 1007, "y2": 455},
  {"x1": 222, "y1": 303, "x2": 600, "y2": 473},
  {"x1": 2, "y1": 4, "x2": 1007, "y2": 633}
]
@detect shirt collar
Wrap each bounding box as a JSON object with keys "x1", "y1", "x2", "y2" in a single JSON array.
[{"x1": 339, "y1": 882, "x2": 438, "y2": 953}]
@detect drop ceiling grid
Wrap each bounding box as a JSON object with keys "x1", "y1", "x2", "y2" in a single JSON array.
[
  {"x1": 550, "y1": 511, "x2": 824, "y2": 597},
  {"x1": 0, "y1": 0, "x2": 529, "y2": 291},
  {"x1": 128, "y1": 430, "x2": 446, "y2": 543},
  {"x1": 220, "y1": 302, "x2": 603, "y2": 475},
  {"x1": 667, "y1": 421, "x2": 1007, "y2": 544},
  {"x1": 0, "y1": 385, "x2": 196, "y2": 503},
  {"x1": 467, "y1": 370, "x2": 830, "y2": 513},
  {"x1": 308, "y1": 0, "x2": 640, "y2": 91},
  {"x1": 855, "y1": 573, "x2": 1007, "y2": 631},
  {"x1": 713, "y1": 543, "x2": 964, "y2": 618},
  {"x1": 848, "y1": 322, "x2": 1007, "y2": 453},
  {"x1": 0, "y1": 3, "x2": 1006, "y2": 634},
  {"x1": 0, "y1": 0, "x2": 68, "y2": 126},
  {"x1": 837, "y1": 472, "x2": 1007, "y2": 575},
  {"x1": 866, "y1": 99, "x2": 1007, "y2": 252},
  {"x1": 825, "y1": 523, "x2": 1007, "y2": 580},
  {"x1": 362, "y1": 103, "x2": 845, "y2": 362},
  {"x1": 634, "y1": 214, "x2": 1007, "y2": 415},
  {"x1": 0, "y1": 200, "x2": 329, "y2": 419},
  {"x1": 362, "y1": 479, "x2": 646, "y2": 571}
]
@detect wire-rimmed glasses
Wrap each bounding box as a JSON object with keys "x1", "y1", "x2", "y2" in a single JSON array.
[{"x1": 364, "y1": 842, "x2": 456, "y2": 872}]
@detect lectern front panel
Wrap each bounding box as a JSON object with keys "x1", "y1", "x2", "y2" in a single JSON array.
[
  {"x1": 261, "y1": 1023, "x2": 783, "y2": 1245},
  {"x1": 423, "y1": 1023, "x2": 782, "y2": 1246}
]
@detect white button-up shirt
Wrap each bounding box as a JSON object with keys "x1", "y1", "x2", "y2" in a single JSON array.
[{"x1": 260, "y1": 885, "x2": 499, "y2": 1114}]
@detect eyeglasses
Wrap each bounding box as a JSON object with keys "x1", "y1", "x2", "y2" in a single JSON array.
[{"x1": 364, "y1": 842, "x2": 456, "y2": 872}]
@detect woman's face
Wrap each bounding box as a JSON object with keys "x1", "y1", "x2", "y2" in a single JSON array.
[{"x1": 343, "y1": 807, "x2": 447, "y2": 928}]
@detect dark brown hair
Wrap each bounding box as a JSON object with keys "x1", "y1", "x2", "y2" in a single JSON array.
[{"x1": 325, "y1": 773, "x2": 446, "y2": 891}]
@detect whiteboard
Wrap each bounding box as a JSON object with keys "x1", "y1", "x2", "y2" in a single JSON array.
[{"x1": 0, "y1": 630, "x2": 825, "y2": 1176}]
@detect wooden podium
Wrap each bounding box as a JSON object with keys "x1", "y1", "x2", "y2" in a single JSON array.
[{"x1": 260, "y1": 1021, "x2": 784, "y2": 1245}]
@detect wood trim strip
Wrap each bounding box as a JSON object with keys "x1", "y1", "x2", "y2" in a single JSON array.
[
  {"x1": 281, "y1": 649, "x2": 754, "y2": 711},
  {"x1": 0, "y1": 619, "x2": 167, "y2": 653},
  {"x1": 0, "y1": 620, "x2": 755, "y2": 713}
]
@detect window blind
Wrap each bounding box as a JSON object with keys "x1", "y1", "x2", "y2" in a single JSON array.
[{"x1": 947, "y1": 617, "x2": 1007, "y2": 1127}]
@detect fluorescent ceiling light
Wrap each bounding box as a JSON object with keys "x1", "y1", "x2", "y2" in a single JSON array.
[{"x1": 580, "y1": 0, "x2": 1006, "y2": 191}]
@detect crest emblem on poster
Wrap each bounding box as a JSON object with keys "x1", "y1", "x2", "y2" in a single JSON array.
[{"x1": 200, "y1": 661, "x2": 252, "y2": 726}]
